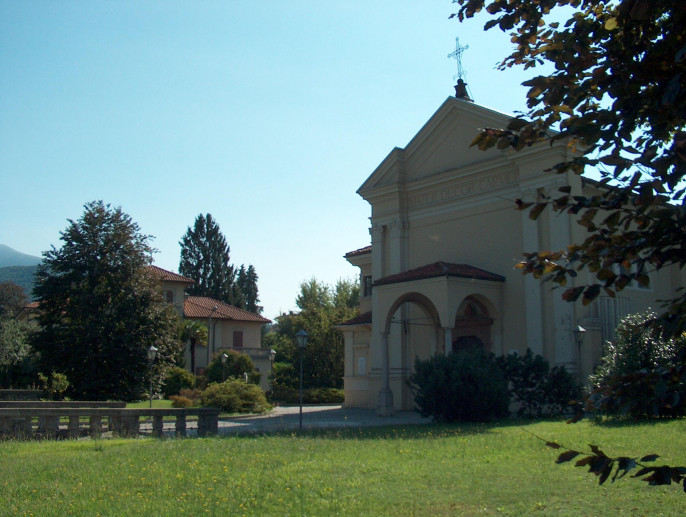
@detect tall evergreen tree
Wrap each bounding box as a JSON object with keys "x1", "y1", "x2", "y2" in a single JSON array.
[
  {"x1": 236, "y1": 264, "x2": 262, "y2": 314},
  {"x1": 179, "y1": 213, "x2": 236, "y2": 304},
  {"x1": 32, "y1": 201, "x2": 182, "y2": 401}
]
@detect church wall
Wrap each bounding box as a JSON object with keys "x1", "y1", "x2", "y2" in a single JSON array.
[{"x1": 406, "y1": 201, "x2": 530, "y2": 354}]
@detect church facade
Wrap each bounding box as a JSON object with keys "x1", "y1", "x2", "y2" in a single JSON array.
[{"x1": 339, "y1": 95, "x2": 685, "y2": 413}]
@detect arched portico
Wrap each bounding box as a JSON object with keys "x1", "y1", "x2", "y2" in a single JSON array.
[
  {"x1": 372, "y1": 262, "x2": 505, "y2": 413},
  {"x1": 452, "y1": 294, "x2": 497, "y2": 353}
]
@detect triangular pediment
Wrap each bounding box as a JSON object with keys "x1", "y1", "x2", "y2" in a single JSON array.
[{"x1": 358, "y1": 98, "x2": 513, "y2": 197}]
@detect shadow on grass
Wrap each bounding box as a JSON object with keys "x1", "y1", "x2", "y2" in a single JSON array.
[
  {"x1": 219, "y1": 416, "x2": 555, "y2": 442},
  {"x1": 583, "y1": 415, "x2": 685, "y2": 429}
]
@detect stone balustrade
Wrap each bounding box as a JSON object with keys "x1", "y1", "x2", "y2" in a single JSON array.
[
  {"x1": 0, "y1": 401, "x2": 126, "y2": 409},
  {"x1": 0, "y1": 407, "x2": 220, "y2": 440},
  {"x1": 0, "y1": 389, "x2": 42, "y2": 401}
]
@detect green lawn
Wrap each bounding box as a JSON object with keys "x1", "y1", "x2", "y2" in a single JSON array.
[
  {"x1": 0, "y1": 419, "x2": 684, "y2": 516},
  {"x1": 125, "y1": 399, "x2": 174, "y2": 409}
]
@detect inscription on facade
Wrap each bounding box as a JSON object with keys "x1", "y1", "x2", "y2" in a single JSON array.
[{"x1": 408, "y1": 171, "x2": 517, "y2": 210}]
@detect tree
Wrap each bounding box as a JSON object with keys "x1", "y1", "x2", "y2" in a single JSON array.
[
  {"x1": 266, "y1": 278, "x2": 359, "y2": 390},
  {"x1": 0, "y1": 282, "x2": 28, "y2": 318},
  {"x1": 179, "y1": 319, "x2": 208, "y2": 376},
  {"x1": 235, "y1": 264, "x2": 262, "y2": 314},
  {"x1": 205, "y1": 350, "x2": 260, "y2": 385},
  {"x1": 0, "y1": 318, "x2": 31, "y2": 388},
  {"x1": 32, "y1": 201, "x2": 183, "y2": 401},
  {"x1": 454, "y1": 0, "x2": 686, "y2": 333},
  {"x1": 179, "y1": 213, "x2": 236, "y2": 304}
]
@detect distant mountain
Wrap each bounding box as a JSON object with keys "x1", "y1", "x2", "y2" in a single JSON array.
[
  {"x1": 0, "y1": 265, "x2": 38, "y2": 300},
  {"x1": 0, "y1": 244, "x2": 42, "y2": 267}
]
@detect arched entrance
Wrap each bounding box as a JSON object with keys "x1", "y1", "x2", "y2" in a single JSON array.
[
  {"x1": 452, "y1": 296, "x2": 494, "y2": 353},
  {"x1": 382, "y1": 293, "x2": 442, "y2": 411}
]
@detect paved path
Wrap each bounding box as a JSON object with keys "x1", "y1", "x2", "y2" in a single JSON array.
[
  {"x1": 217, "y1": 405, "x2": 430, "y2": 435},
  {"x1": 140, "y1": 405, "x2": 430, "y2": 437}
]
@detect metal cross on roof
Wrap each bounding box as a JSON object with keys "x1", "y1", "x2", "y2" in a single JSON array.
[{"x1": 447, "y1": 37, "x2": 469, "y2": 82}]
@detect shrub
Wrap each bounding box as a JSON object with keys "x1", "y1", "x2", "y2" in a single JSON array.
[
  {"x1": 194, "y1": 375, "x2": 208, "y2": 390},
  {"x1": 268, "y1": 386, "x2": 345, "y2": 404},
  {"x1": 270, "y1": 362, "x2": 298, "y2": 392},
  {"x1": 179, "y1": 388, "x2": 202, "y2": 404},
  {"x1": 585, "y1": 311, "x2": 686, "y2": 418},
  {"x1": 303, "y1": 388, "x2": 345, "y2": 404},
  {"x1": 410, "y1": 348, "x2": 510, "y2": 422},
  {"x1": 200, "y1": 379, "x2": 271, "y2": 414},
  {"x1": 495, "y1": 349, "x2": 580, "y2": 417},
  {"x1": 37, "y1": 371, "x2": 69, "y2": 401},
  {"x1": 170, "y1": 395, "x2": 193, "y2": 408},
  {"x1": 590, "y1": 310, "x2": 683, "y2": 386},
  {"x1": 546, "y1": 365, "x2": 582, "y2": 415},
  {"x1": 205, "y1": 351, "x2": 261, "y2": 385},
  {"x1": 161, "y1": 367, "x2": 195, "y2": 398},
  {"x1": 269, "y1": 385, "x2": 298, "y2": 404}
]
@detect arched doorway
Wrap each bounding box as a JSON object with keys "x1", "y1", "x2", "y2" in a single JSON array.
[
  {"x1": 383, "y1": 293, "x2": 442, "y2": 410},
  {"x1": 453, "y1": 296, "x2": 493, "y2": 353}
]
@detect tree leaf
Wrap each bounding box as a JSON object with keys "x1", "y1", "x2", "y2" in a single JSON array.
[
  {"x1": 529, "y1": 203, "x2": 547, "y2": 220},
  {"x1": 604, "y1": 17, "x2": 618, "y2": 30}
]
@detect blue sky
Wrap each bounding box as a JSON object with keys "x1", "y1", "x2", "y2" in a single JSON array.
[{"x1": 0, "y1": 1, "x2": 537, "y2": 320}]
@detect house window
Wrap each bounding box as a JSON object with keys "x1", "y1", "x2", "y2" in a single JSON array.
[
  {"x1": 165, "y1": 290, "x2": 174, "y2": 304},
  {"x1": 233, "y1": 331, "x2": 243, "y2": 349},
  {"x1": 363, "y1": 276, "x2": 373, "y2": 297}
]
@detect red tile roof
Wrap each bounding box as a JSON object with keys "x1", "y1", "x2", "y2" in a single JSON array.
[
  {"x1": 146, "y1": 265, "x2": 195, "y2": 284},
  {"x1": 345, "y1": 245, "x2": 372, "y2": 258},
  {"x1": 374, "y1": 262, "x2": 505, "y2": 286},
  {"x1": 184, "y1": 296, "x2": 271, "y2": 323},
  {"x1": 338, "y1": 311, "x2": 372, "y2": 326}
]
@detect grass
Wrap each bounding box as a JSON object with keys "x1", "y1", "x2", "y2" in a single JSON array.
[
  {"x1": 0, "y1": 418, "x2": 684, "y2": 516},
  {"x1": 125, "y1": 399, "x2": 174, "y2": 410}
]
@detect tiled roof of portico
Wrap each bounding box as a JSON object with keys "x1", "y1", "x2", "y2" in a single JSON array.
[
  {"x1": 374, "y1": 261, "x2": 505, "y2": 286},
  {"x1": 344, "y1": 245, "x2": 372, "y2": 258},
  {"x1": 338, "y1": 311, "x2": 372, "y2": 326},
  {"x1": 184, "y1": 296, "x2": 271, "y2": 323}
]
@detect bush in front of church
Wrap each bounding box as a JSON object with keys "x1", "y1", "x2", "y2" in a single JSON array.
[
  {"x1": 409, "y1": 348, "x2": 510, "y2": 422},
  {"x1": 495, "y1": 349, "x2": 580, "y2": 417},
  {"x1": 584, "y1": 311, "x2": 686, "y2": 419}
]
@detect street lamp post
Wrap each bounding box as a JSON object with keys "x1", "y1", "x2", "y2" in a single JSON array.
[
  {"x1": 221, "y1": 352, "x2": 228, "y2": 382},
  {"x1": 147, "y1": 345, "x2": 158, "y2": 410},
  {"x1": 295, "y1": 329, "x2": 309, "y2": 431},
  {"x1": 574, "y1": 324, "x2": 587, "y2": 369},
  {"x1": 269, "y1": 348, "x2": 277, "y2": 392}
]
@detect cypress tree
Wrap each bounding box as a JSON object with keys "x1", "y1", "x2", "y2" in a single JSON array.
[{"x1": 179, "y1": 213, "x2": 235, "y2": 303}]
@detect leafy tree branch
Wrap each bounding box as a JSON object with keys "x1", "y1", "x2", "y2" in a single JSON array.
[{"x1": 524, "y1": 427, "x2": 686, "y2": 491}]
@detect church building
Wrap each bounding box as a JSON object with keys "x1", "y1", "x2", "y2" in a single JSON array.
[{"x1": 339, "y1": 88, "x2": 685, "y2": 414}]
